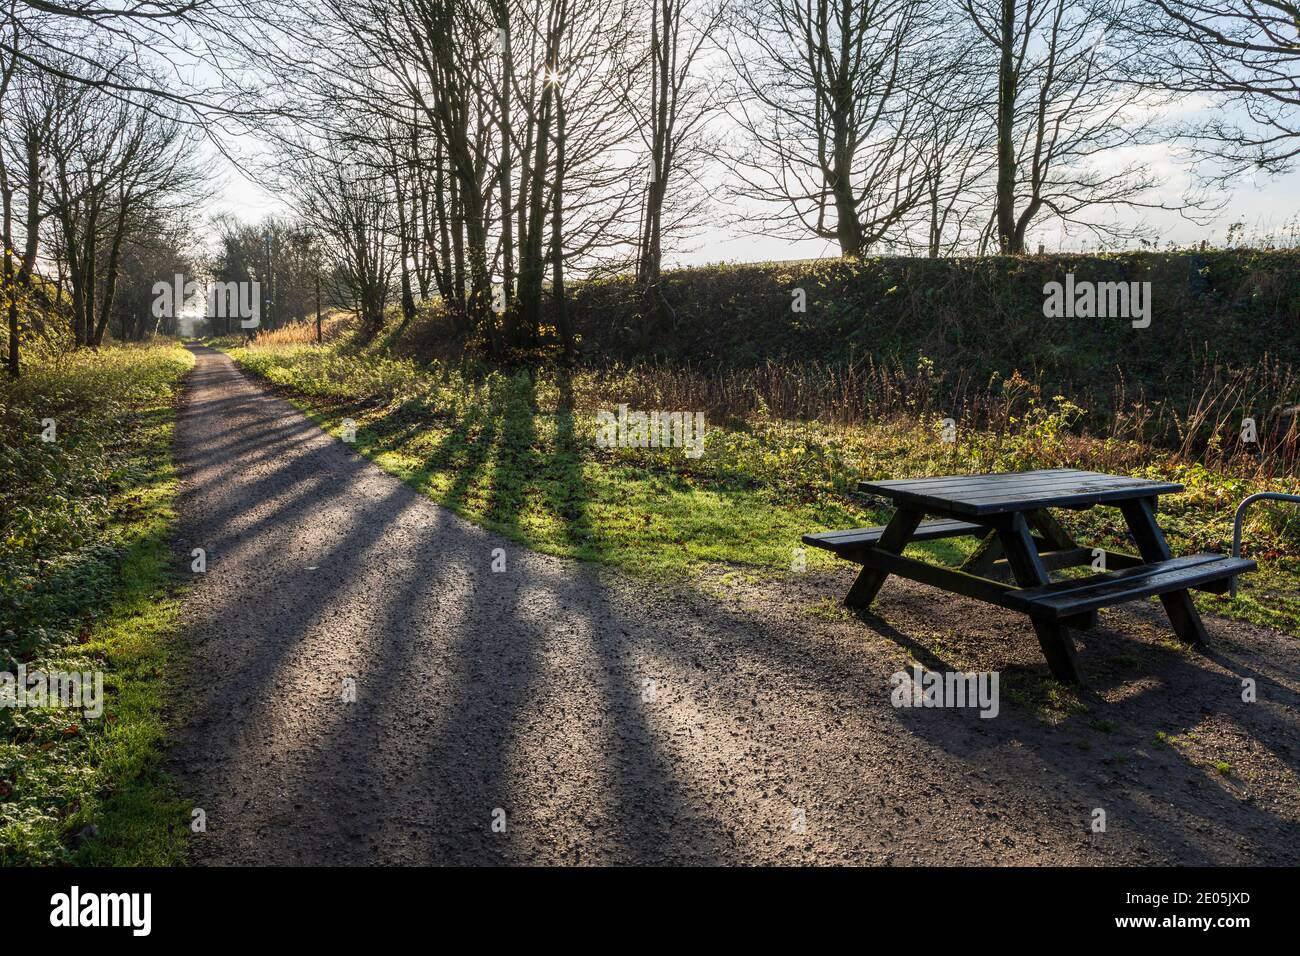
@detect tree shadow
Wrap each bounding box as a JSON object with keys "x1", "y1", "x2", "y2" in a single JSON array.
[
  {"x1": 174, "y1": 345, "x2": 1300, "y2": 866},
  {"x1": 832, "y1": 586, "x2": 1300, "y2": 864},
  {"x1": 539, "y1": 372, "x2": 604, "y2": 559},
  {"x1": 174, "y1": 348, "x2": 729, "y2": 865}
]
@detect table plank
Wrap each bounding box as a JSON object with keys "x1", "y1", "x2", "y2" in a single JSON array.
[
  {"x1": 866, "y1": 468, "x2": 1086, "y2": 494},
  {"x1": 942, "y1": 481, "x2": 1172, "y2": 505},
  {"x1": 865, "y1": 469, "x2": 1164, "y2": 497},
  {"x1": 873, "y1": 470, "x2": 1159, "y2": 494},
  {"x1": 859, "y1": 469, "x2": 1182, "y2": 516}
]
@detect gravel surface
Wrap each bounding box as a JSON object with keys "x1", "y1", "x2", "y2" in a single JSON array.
[{"x1": 168, "y1": 346, "x2": 1300, "y2": 865}]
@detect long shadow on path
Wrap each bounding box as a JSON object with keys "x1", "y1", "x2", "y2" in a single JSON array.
[{"x1": 169, "y1": 346, "x2": 1300, "y2": 866}]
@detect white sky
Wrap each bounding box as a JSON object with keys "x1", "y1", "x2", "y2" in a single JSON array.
[
  {"x1": 205, "y1": 147, "x2": 1300, "y2": 268},
  {"x1": 201, "y1": 84, "x2": 1300, "y2": 268}
]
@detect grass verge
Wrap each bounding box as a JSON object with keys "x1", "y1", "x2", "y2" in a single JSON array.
[{"x1": 1, "y1": 342, "x2": 194, "y2": 865}]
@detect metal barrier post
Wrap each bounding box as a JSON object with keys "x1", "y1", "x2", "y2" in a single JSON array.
[{"x1": 1232, "y1": 492, "x2": 1300, "y2": 598}]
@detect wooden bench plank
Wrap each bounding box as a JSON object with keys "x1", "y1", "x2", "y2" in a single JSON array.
[
  {"x1": 1004, "y1": 554, "x2": 1256, "y2": 620},
  {"x1": 803, "y1": 518, "x2": 986, "y2": 554}
]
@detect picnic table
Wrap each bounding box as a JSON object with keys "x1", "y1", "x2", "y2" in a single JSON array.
[{"x1": 804, "y1": 468, "x2": 1255, "y2": 685}]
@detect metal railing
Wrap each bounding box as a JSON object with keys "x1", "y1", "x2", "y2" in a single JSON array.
[{"x1": 1231, "y1": 492, "x2": 1300, "y2": 598}]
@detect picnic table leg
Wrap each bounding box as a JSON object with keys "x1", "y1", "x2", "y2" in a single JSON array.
[
  {"x1": 844, "y1": 507, "x2": 923, "y2": 610},
  {"x1": 958, "y1": 530, "x2": 1003, "y2": 577},
  {"x1": 1026, "y1": 508, "x2": 1077, "y2": 550},
  {"x1": 965, "y1": 509, "x2": 1071, "y2": 580},
  {"x1": 1119, "y1": 497, "x2": 1209, "y2": 646},
  {"x1": 997, "y1": 512, "x2": 1084, "y2": 685},
  {"x1": 1025, "y1": 508, "x2": 1098, "y2": 629}
]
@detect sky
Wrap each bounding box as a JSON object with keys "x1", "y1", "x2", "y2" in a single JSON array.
[
  {"x1": 205, "y1": 143, "x2": 1300, "y2": 270},
  {"x1": 200, "y1": 85, "x2": 1300, "y2": 269},
  {"x1": 88, "y1": 3, "x2": 1300, "y2": 269}
]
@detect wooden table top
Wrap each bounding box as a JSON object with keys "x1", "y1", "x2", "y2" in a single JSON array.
[{"x1": 858, "y1": 468, "x2": 1184, "y2": 517}]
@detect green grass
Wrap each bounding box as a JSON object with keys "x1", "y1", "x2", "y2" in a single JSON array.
[
  {"x1": 1, "y1": 342, "x2": 194, "y2": 865},
  {"x1": 224, "y1": 337, "x2": 1300, "y2": 636},
  {"x1": 232, "y1": 344, "x2": 885, "y2": 578}
]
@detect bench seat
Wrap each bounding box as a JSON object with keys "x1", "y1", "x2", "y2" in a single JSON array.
[
  {"x1": 1004, "y1": 554, "x2": 1256, "y2": 621},
  {"x1": 803, "y1": 518, "x2": 985, "y2": 556}
]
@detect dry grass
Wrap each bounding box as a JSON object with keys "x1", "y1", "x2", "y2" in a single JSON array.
[
  {"x1": 571, "y1": 357, "x2": 1300, "y2": 480},
  {"x1": 247, "y1": 312, "x2": 353, "y2": 348}
]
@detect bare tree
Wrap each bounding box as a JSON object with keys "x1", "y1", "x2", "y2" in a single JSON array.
[
  {"x1": 1, "y1": 8, "x2": 31, "y2": 375},
  {"x1": 630, "y1": 0, "x2": 724, "y2": 282},
  {"x1": 290, "y1": 147, "x2": 397, "y2": 338},
  {"x1": 514, "y1": 0, "x2": 564, "y2": 345},
  {"x1": 534, "y1": 0, "x2": 642, "y2": 356},
  {"x1": 906, "y1": 29, "x2": 999, "y2": 256},
  {"x1": 111, "y1": 211, "x2": 195, "y2": 340},
  {"x1": 1127, "y1": 0, "x2": 1300, "y2": 179},
  {"x1": 1, "y1": 0, "x2": 265, "y2": 119},
  {"x1": 299, "y1": 0, "x2": 504, "y2": 348},
  {"x1": 376, "y1": 115, "x2": 422, "y2": 331},
  {"x1": 210, "y1": 214, "x2": 322, "y2": 334},
  {"x1": 40, "y1": 68, "x2": 201, "y2": 347},
  {"x1": 273, "y1": 0, "x2": 648, "y2": 356},
  {"x1": 722, "y1": 0, "x2": 935, "y2": 257},
  {"x1": 962, "y1": 0, "x2": 1184, "y2": 253},
  {"x1": 0, "y1": 0, "x2": 245, "y2": 373}
]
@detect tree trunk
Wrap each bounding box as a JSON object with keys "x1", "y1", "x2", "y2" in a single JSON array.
[
  {"x1": 551, "y1": 85, "x2": 572, "y2": 361},
  {"x1": 928, "y1": 178, "x2": 941, "y2": 258},
  {"x1": 638, "y1": 0, "x2": 669, "y2": 283},
  {"x1": 995, "y1": 0, "x2": 1020, "y2": 254},
  {"x1": 449, "y1": 174, "x2": 466, "y2": 314},
  {"x1": 829, "y1": 82, "x2": 864, "y2": 255},
  {"x1": 433, "y1": 140, "x2": 455, "y2": 312},
  {"x1": 5, "y1": 261, "x2": 16, "y2": 377},
  {"x1": 498, "y1": 13, "x2": 515, "y2": 307},
  {"x1": 463, "y1": 189, "x2": 499, "y2": 354},
  {"x1": 61, "y1": 209, "x2": 87, "y2": 347},
  {"x1": 2, "y1": 144, "x2": 16, "y2": 377},
  {"x1": 92, "y1": 207, "x2": 129, "y2": 346},
  {"x1": 520, "y1": 69, "x2": 556, "y2": 340},
  {"x1": 391, "y1": 157, "x2": 416, "y2": 331}
]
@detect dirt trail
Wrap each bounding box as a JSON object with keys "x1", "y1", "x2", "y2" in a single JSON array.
[{"x1": 168, "y1": 345, "x2": 1300, "y2": 865}]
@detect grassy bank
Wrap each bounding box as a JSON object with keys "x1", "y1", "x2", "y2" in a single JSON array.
[
  {"x1": 565, "y1": 251, "x2": 1300, "y2": 387},
  {"x1": 1, "y1": 342, "x2": 194, "y2": 865},
  {"x1": 393, "y1": 252, "x2": 1300, "y2": 476},
  {"x1": 226, "y1": 329, "x2": 1299, "y2": 638}
]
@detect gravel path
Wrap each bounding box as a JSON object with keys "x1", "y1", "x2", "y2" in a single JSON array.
[{"x1": 168, "y1": 345, "x2": 1300, "y2": 865}]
